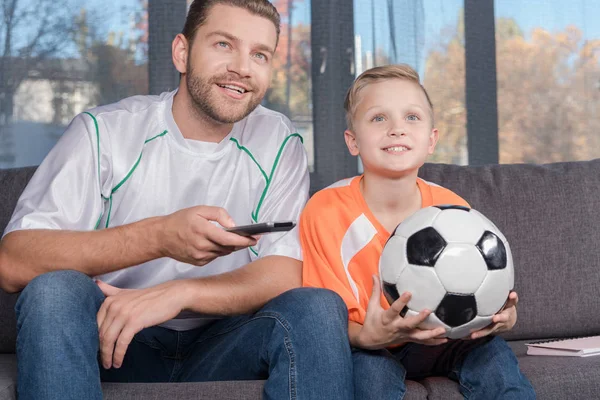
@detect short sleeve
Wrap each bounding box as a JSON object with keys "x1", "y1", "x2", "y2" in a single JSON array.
[
  {"x1": 252, "y1": 131, "x2": 309, "y2": 261},
  {"x1": 300, "y1": 194, "x2": 363, "y2": 323},
  {"x1": 2, "y1": 113, "x2": 112, "y2": 238}
]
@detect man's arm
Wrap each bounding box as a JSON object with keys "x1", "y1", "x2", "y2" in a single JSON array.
[
  {"x1": 0, "y1": 218, "x2": 161, "y2": 293},
  {"x1": 0, "y1": 206, "x2": 257, "y2": 293},
  {"x1": 179, "y1": 255, "x2": 302, "y2": 315}
]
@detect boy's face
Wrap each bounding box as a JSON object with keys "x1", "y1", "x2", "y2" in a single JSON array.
[
  {"x1": 175, "y1": 4, "x2": 277, "y2": 123},
  {"x1": 345, "y1": 79, "x2": 438, "y2": 178}
]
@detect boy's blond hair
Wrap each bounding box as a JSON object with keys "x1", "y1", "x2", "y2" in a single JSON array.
[{"x1": 343, "y1": 64, "x2": 434, "y2": 130}]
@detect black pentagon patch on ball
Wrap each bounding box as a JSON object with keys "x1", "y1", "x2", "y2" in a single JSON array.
[
  {"x1": 435, "y1": 293, "x2": 477, "y2": 327},
  {"x1": 476, "y1": 231, "x2": 507, "y2": 270},
  {"x1": 434, "y1": 204, "x2": 471, "y2": 211},
  {"x1": 406, "y1": 227, "x2": 446, "y2": 267},
  {"x1": 382, "y1": 281, "x2": 400, "y2": 305}
]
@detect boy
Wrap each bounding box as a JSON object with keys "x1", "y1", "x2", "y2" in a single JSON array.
[{"x1": 299, "y1": 65, "x2": 535, "y2": 399}]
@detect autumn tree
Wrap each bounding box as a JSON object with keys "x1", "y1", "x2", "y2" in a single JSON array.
[
  {"x1": 424, "y1": 13, "x2": 600, "y2": 164},
  {"x1": 263, "y1": 0, "x2": 311, "y2": 119},
  {"x1": 74, "y1": 2, "x2": 149, "y2": 106}
]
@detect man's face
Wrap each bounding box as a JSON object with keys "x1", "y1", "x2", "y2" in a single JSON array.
[{"x1": 185, "y1": 4, "x2": 277, "y2": 123}]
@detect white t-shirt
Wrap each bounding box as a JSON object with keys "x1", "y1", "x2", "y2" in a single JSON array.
[{"x1": 4, "y1": 90, "x2": 309, "y2": 330}]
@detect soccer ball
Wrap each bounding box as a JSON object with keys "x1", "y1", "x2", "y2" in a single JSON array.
[{"x1": 379, "y1": 205, "x2": 514, "y2": 339}]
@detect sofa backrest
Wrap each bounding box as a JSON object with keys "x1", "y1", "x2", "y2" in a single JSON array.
[
  {"x1": 419, "y1": 159, "x2": 600, "y2": 341},
  {"x1": 0, "y1": 161, "x2": 599, "y2": 350},
  {"x1": 0, "y1": 166, "x2": 36, "y2": 353}
]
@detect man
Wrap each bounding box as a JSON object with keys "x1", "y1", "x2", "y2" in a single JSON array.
[{"x1": 0, "y1": 1, "x2": 353, "y2": 399}]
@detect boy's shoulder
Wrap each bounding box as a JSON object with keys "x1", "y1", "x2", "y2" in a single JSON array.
[
  {"x1": 303, "y1": 176, "x2": 360, "y2": 221},
  {"x1": 418, "y1": 178, "x2": 470, "y2": 208}
]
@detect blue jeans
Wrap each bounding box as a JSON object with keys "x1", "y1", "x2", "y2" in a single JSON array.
[
  {"x1": 353, "y1": 336, "x2": 535, "y2": 400},
  {"x1": 15, "y1": 270, "x2": 353, "y2": 400}
]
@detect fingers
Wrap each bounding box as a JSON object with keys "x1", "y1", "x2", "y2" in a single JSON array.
[
  {"x1": 112, "y1": 327, "x2": 136, "y2": 368},
  {"x1": 368, "y1": 275, "x2": 382, "y2": 309},
  {"x1": 96, "y1": 280, "x2": 122, "y2": 297},
  {"x1": 98, "y1": 305, "x2": 123, "y2": 369},
  {"x1": 382, "y1": 292, "x2": 411, "y2": 325},
  {"x1": 205, "y1": 223, "x2": 258, "y2": 248},
  {"x1": 197, "y1": 206, "x2": 236, "y2": 228}
]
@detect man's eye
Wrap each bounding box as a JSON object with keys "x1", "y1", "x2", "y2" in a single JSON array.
[
  {"x1": 217, "y1": 42, "x2": 229, "y2": 48},
  {"x1": 255, "y1": 53, "x2": 267, "y2": 61}
]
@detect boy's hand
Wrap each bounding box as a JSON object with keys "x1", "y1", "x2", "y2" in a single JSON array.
[
  {"x1": 355, "y1": 275, "x2": 448, "y2": 350},
  {"x1": 468, "y1": 291, "x2": 519, "y2": 340}
]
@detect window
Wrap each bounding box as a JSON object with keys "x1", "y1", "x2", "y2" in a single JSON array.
[
  {"x1": 496, "y1": 0, "x2": 600, "y2": 163},
  {"x1": 0, "y1": 0, "x2": 149, "y2": 168},
  {"x1": 264, "y1": 0, "x2": 314, "y2": 171},
  {"x1": 353, "y1": 0, "x2": 467, "y2": 164}
]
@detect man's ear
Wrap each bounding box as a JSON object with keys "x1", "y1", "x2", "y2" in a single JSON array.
[
  {"x1": 172, "y1": 34, "x2": 189, "y2": 74},
  {"x1": 344, "y1": 130, "x2": 359, "y2": 156},
  {"x1": 428, "y1": 128, "x2": 439, "y2": 155}
]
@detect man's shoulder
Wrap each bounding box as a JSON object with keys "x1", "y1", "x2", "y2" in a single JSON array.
[
  {"x1": 237, "y1": 106, "x2": 296, "y2": 143},
  {"x1": 232, "y1": 106, "x2": 304, "y2": 164},
  {"x1": 86, "y1": 92, "x2": 169, "y2": 120}
]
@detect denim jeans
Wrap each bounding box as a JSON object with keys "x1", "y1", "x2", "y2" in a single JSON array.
[
  {"x1": 15, "y1": 270, "x2": 353, "y2": 400},
  {"x1": 353, "y1": 336, "x2": 536, "y2": 400}
]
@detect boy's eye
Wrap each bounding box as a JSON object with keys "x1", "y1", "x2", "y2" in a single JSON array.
[
  {"x1": 371, "y1": 115, "x2": 386, "y2": 122},
  {"x1": 406, "y1": 114, "x2": 420, "y2": 121}
]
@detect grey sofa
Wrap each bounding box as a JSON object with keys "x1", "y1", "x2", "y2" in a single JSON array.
[{"x1": 1, "y1": 160, "x2": 600, "y2": 399}]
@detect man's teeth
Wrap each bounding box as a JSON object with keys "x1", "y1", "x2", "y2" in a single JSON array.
[
  {"x1": 218, "y1": 84, "x2": 246, "y2": 94},
  {"x1": 385, "y1": 146, "x2": 408, "y2": 152}
]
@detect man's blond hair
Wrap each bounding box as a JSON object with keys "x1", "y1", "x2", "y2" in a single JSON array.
[{"x1": 343, "y1": 64, "x2": 434, "y2": 130}]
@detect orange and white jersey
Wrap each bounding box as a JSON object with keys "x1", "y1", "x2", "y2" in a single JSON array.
[{"x1": 300, "y1": 175, "x2": 469, "y2": 325}]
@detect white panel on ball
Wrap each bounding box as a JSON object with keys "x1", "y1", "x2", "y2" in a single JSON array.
[
  {"x1": 434, "y1": 244, "x2": 487, "y2": 294},
  {"x1": 470, "y1": 209, "x2": 508, "y2": 244},
  {"x1": 432, "y1": 209, "x2": 485, "y2": 244},
  {"x1": 397, "y1": 265, "x2": 446, "y2": 311},
  {"x1": 448, "y1": 316, "x2": 493, "y2": 339},
  {"x1": 475, "y1": 269, "x2": 512, "y2": 316},
  {"x1": 405, "y1": 309, "x2": 450, "y2": 334},
  {"x1": 395, "y1": 206, "x2": 442, "y2": 238},
  {"x1": 379, "y1": 235, "x2": 408, "y2": 284}
]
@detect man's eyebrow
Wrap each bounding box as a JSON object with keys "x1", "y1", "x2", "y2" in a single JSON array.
[{"x1": 207, "y1": 30, "x2": 275, "y2": 55}]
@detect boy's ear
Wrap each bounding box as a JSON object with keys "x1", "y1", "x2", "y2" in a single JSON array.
[
  {"x1": 428, "y1": 128, "x2": 439, "y2": 155},
  {"x1": 344, "y1": 130, "x2": 359, "y2": 156},
  {"x1": 172, "y1": 34, "x2": 189, "y2": 74}
]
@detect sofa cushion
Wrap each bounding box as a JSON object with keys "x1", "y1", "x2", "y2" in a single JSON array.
[
  {"x1": 419, "y1": 160, "x2": 600, "y2": 341},
  {"x1": 509, "y1": 340, "x2": 600, "y2": 400},
  {"x1": 0, "y1": 167, "x2": 36, "y2": 354},
  {"x1": 0, "y1": 354, "x2": 431, "y2": 400}
]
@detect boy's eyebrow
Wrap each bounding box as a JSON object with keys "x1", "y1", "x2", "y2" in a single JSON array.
[
  {"x1": 363, "y1": 103, "x2": 428, "y2": 113},
  {"x1": 206, "y1": 30, "x2": 275, "y2": 56}
]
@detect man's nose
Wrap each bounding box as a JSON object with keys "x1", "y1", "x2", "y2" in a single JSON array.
[{"x1": 227, "y1": 53, "x2": 251, "y2": 77}]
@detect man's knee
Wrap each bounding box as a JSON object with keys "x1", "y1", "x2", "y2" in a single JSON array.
[
  {"x1": 16, "y1": 270, "x2": 104, "y2": 323},
  {"x1": 267, "y1": 287, "x2": 348, "y2": 326}
]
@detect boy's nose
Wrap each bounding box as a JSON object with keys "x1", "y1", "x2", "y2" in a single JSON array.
[{"x1": 388, "y1": 128, "x2": 407, "y2": 137}]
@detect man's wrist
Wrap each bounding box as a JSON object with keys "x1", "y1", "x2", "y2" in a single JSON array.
[{"x1": 141, "y1": 216, "x2": 168, "y2": 259}]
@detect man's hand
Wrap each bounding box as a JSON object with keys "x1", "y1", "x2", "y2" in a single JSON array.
[
  {"x1": 354, "y1": 275, "x2": 448, "y2": 350},
  {"x1": 159, "y1": 206, "x2": 258, "y2": 266},
  {"x1": 468, "y1": 291, "x2": 519, "y2": 340},
  {"x1": 96, "y1": 280, "x2": 190, "y2": 369}
]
